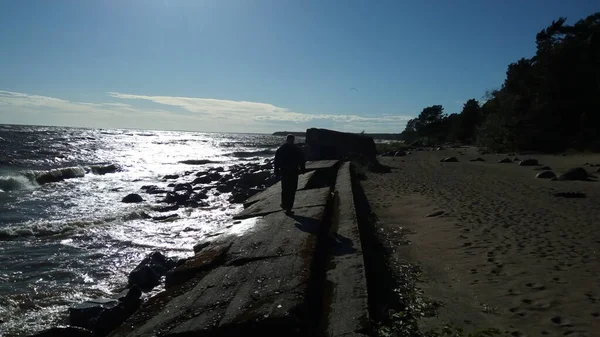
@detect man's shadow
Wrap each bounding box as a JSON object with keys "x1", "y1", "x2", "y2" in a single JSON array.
[{"x1": 291, "y1": 214, "x2": 357, "y2": 256}]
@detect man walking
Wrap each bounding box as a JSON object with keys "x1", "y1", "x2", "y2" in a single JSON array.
[{"x1": 274, "y1": 134, "x2": 306, "y2": 215}]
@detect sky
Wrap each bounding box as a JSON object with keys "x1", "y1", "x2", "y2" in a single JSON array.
[{"x1": 0, "y1": 1, "x2": 598, "y2": 134}]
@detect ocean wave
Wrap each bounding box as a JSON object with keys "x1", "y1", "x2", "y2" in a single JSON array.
[
  {"x1": 230, "y1": 149, "x2": 275, "y2": 158},
  {"x1": 0, "y1": 210, "x2": 151, "y2": 240},
  {"x1": 24, "y1": 166, "x2": 86, "y2": 185},
  {"x1": 0, "y1": 175, "x2": 37, "y2": 192}
]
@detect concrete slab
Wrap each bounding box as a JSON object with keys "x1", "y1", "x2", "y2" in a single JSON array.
[
  {"x1": 305, "y1": 160, "x2": 339, "y2": 171},
  {"x1": 234, "y1": 187, "x2": 331, "y2": 220},
  {"x1": 110, "y1": 206, "x2": 327, "y2": 337},
  {"x1": 325, "y1": 162, "x2": 370, "y2": 336},
  {"x1": 243, "y1": 170, "x2": 316, "y2": 208}
]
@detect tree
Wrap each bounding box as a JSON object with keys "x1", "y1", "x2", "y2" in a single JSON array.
[{"x1": 454, "y1": 99, "x2": 481, "y2": 143}]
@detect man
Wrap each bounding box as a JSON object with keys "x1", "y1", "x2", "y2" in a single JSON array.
[{"x1": 274, "y1": 134, "x2": 306, "y2": 214}]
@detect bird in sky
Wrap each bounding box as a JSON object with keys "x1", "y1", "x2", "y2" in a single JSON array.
[{"x1": 349, "y1": 88, "x2": 358, "y2": 91}]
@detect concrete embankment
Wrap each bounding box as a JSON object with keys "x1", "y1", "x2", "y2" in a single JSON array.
[{"x1": 106, "y1": 160, "x2": 371, "y2": 337}]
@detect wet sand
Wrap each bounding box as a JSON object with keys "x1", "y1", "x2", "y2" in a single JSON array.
[{"x1": 362, "y1": 147, "x2": 600, "y2": 337}]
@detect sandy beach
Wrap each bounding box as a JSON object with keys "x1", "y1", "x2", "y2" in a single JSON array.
[{"x1": 362, "y1": 148, "x2": 600, "y2": 337}]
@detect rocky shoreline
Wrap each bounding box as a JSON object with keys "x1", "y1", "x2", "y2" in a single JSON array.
[{"x1": 25, "y1": 158, "x2": 282, "y2": 337}]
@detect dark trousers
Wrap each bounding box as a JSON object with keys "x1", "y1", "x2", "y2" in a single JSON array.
[{"x1": 280, "y1": 173, "x2": 299, "y2": 210}]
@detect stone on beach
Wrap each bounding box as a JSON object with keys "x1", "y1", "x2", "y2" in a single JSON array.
[
  {"x1": 128, "y1": 251, "x2": 177, "y2": 292},
  {"x1": 440, "y1": 156, "x2": 459, "y2": 163},
  {"x1": 121, "y1": 194, "x2": 144, "y2": 203},
  {"x1": 90, "y1": 164, "x2": 119, "y2": 175},
  {"x1": 518, "y1": 158, "x2": 539, "y2": 166},
  {"x1": 498, "y1": 158, "x2": 512, "y2": 163},
  {"x1": 536, "y1": 171, "x2": 557, "y2": 179},
  {"x1": 556, "y1": 167, "x2": 590, "y2": 181}
]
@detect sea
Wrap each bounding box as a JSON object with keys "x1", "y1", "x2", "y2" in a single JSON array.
[{"x1": 0, "y1": 124, "x2": 290, "y2": 336}]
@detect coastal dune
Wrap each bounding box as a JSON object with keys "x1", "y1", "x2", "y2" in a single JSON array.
[{"x1": 363, "y1": 147, "x2": 600, "y2": 336}]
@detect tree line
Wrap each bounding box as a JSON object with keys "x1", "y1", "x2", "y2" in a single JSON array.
[{"x1": 401, "y1": 12, "x2": 600, "y2": 152}]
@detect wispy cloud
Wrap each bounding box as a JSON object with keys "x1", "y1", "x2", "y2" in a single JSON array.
[
  {"x1": 0, "y1": 90, "x2": 412, "y2": 133},
  {"x1": 108, "y1": 92, "x2": 412, "y2": 125}
]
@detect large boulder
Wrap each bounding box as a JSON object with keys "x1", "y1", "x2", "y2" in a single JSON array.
[
  {"x1": 557, "y1": 167, "x2": 590, "y2": 181},
  {"x1": 192, "y1": 175, "x2": 212, "y2": 185},
  {"x1": 305, "y1": 128, "x2": 376, "y2": 161},
  {"x1": 121, "y1": 194, "x2": 143, "y2": 203},
  {"x1": 536, "y1": 171, "x2": 556, "y2": 179},
  {"x1": 127, "y1": 251, "x2": 177, "y2": 292},
  {"x1": 68, "y1": 298, "x2": 119, "y2": 331},
  {"x1": 440, "y1": 157, "x2": 458, "y2": 163},
  {"x1": 34, "y1": 167, "x2": 86, "y2": 185},
  {"x1": 238, "y1": 170, "x2": 271, "y2": 187},
  {"x1": 90, "y1": 164, "x2": 119, "y2": 175},
  {"x1": 518, "y1": 159, "x2": 539, "y2": 166}
]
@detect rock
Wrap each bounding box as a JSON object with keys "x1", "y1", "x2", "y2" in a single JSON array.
[
  {"x1": 426, "y1": 210, "x2": 445, "y2": 217},
  {"x1": 192, "y1": 191, "x2": 208, "y2": 200},
  {"x1": 209, "y1": 167, "x2": 225, "y2": 173},
  {"x1": 193, "y1": 241, "x2": 211, "y2": 253},
  {"x1": 440, "y1": 157, "x2": 458, "y2": 163},
  {"x1": 128, "y1": 251, "x2": 177, "y2": 292},
  {"x1": 68, "y1": 298, "x2": 119, "y2": 331},
  {"x1": 470, "y1": 157, "x2": 485, "y2": 162},
  {"x1": 152, "y1": 204, "x2": 179, "y2": 212},
  {"x1": 513, "y1": 157, "x2": 520, "y2": 162},
  {"x1": 27, "y1": 326, "x2": 94, "y2": 337},
  {"x1": 597, "y1": 168, "x2": 600, "y2": 173},
  {"x1": 208, "y1": 172, "x2": 222, "y2": 181},
  {"x1": 192, "y1": 175, "x2": 212, "y2": 185},
  {"x1": 535, "y1": 166, "x2": 552, "y2": 171},
  {"x1": 163, "y1": 174, "x2": 179, "y2": 180},
  {"x1": 153, "y1": 214, "x2": 179, "y2": 221},
  {"x1": 216, "y1": 184, "x2": 234, "y2": 193},
  {"x1": 90, "y1": 164, "x2": 119, "y2": 175},
  {"x1": 140, "y1": 185, "x2": 154, "y2": 190},
  {"x1": 536, "y1": 171, "x2": 556, "y2": 179},
  {"x1": 195, "y1": 170, "x2": 209, "y2": 177},
  {"x1": 114, "y1": 286, "x2": 142, "y2": 304},
  {"x1": 498, "y1": 158, "x2": 512, "y2": 163},
  {"x1": 165, "y1": 243, "x2": 231, "y2": 289},
  {"x1": 93, "y1": 304, "x2": 127, "y2": 337},
  {"x1": 394, "y1": 150, "x2": 407, "y2": 157},
  {"x1": 305, "y1": 127, "x2": 377, "y2": 161},
  {"x1": 121, "y1": 194, "x2": 144, "y2": 203},
  {"x1": 557, "y1": 167, "x2": 590, "y2": 181},
  {"x1": 239, "y1": 170, "x2": 272, "y2": 187},
  {"x1": 554, "y1": 192, "x2": 586, "y2": 198},
  {"x1": 179, "y1": 159, "x2": 214, "y2": 165},
  {"x1": 35, "y1": 167, "x2": 86, "y2": 185},
  {"x1": 518, "y1": 159, "x2": 539, "y2": 166},
  {"x1": 436, "y1": 147, "x2": 444, "y2": 151}
]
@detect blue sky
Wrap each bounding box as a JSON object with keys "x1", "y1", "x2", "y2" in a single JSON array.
[{"x1": 0, "y1": 1, "x2": 598, "y2": 133}]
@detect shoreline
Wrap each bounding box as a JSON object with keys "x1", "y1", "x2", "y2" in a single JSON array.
[{"x1": 361, "y1": 147, "x2": 600, "y2": 336}]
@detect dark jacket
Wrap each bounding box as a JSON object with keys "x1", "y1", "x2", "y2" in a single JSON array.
[{"x1": 274, "y1": 143, "x2": 306, "y2": 175}]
